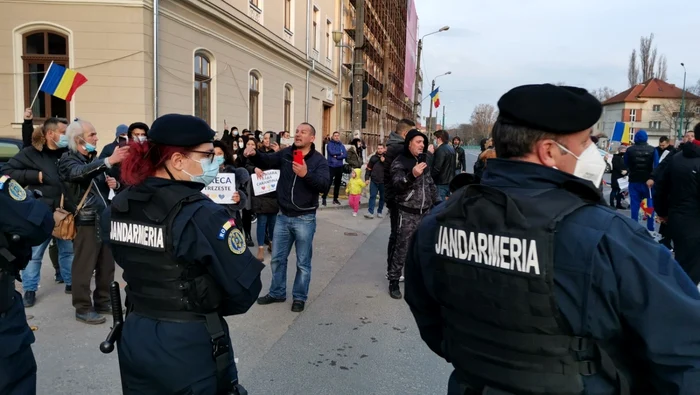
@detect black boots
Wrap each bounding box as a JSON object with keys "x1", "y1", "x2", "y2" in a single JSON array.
[{"x1": 389, "y1": 280, "x2": 402, "y2": 299}]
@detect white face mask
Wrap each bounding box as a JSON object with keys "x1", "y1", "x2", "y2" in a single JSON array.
[
  {"x1": 238, "y1": 142, "x2": 244, "y2": 149},
  {"x1": 556, "y1": 142, "x2": 606, "y2": 187}
]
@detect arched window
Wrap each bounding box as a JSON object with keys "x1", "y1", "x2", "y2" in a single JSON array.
[
  {"x1": 194, "y1": 52, "x2": 211, "y2": 124},
  {"x1": 23, "y1": 30, "x2": 69, "y2": 120},
  {"x1": 249, "y1": 72, "x2": 260, "y2": 130},
  {"x1": 284, "y1": 85, "x2": 292, "y2": 132}
]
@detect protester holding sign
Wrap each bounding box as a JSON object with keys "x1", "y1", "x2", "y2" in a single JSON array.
[
  {"x1": 212, "y1": 141, "x2": 249, "y2": 231},
  {"x1": 250, "y1": 167, "x2": 279, "y2": 262}
]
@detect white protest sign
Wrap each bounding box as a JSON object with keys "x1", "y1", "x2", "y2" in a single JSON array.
[
  {"x1": 202, "y1": 173, "x2": 236, "y2": 204},
  {"x1": 659, "y1": 150, "x2": 670, "y2": 163},
  {"x1": 253, "y1": 170, "x2": 280, "y2": 196},
  {"x1": 108, "y1": 189, "x2": 115, "y2": 200}
]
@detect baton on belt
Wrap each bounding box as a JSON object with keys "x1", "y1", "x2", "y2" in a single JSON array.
[
  {"x1": 100, "y1": 281, "x2": 124, "y2": 354},
  {"x1": 99, "y1": 281, "x2": 126, "y2": 392}
]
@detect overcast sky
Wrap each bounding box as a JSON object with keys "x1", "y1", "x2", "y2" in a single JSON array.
[{"x1": 414, "y1": 0, "x2": 700, "y2": 126}]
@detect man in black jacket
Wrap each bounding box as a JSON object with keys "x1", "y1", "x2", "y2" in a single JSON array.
[
  {"x1": 60, "y1": 118, "x2": 128, "y2": 324},
  {"x1": 452, "y1": 136, "x2": 466, "y2": 174},
  {"x1": 624, "y1": 130, "x2": 659, "y2": 231},
  {"x1": 431, "y1": 130, "x2": 456, "y2": 201},
  {"x1": 245, "y1": 122, "x2": 330, "y2": 313},
  {"x1": 609, "y1": 145, "x2": 628, "y2": 209},
  {"x1": 384, "y1": 118, "x2": 415, "y2": 280},
  {"x1": 364, "y1": 143, "x2": 386, "y2": 219},
  {"x1": 656, "y1": 139, "x2": 700, "y2": 284},
  {"x1": 2, "y1": 117, "x2": 73, "y2": 307}
]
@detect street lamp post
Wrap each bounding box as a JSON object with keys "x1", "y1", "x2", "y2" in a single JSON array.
[
  {"x1": 412, "y1": 26, "x2": 449, "y2": 122},
  {"x1": 679, "y1": 63, "x2": 687, "y2": 139},
  {"x1": 351, "y1": 0, "x2": 366, "y2": 139},
  {"x1": 427, "y1": 71, "x2": 451, "y2": 133}
]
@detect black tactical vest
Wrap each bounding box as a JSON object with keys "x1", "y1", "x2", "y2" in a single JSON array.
[
  {"x1": 433, "y1": 183, "x2": 630, "y2": 395},
  {"x1": 625, "y1": 144, "x2": 655, "y2": 183},
  {"x1": 109, "y1": 183, "x2": 224, "y2": 321}
]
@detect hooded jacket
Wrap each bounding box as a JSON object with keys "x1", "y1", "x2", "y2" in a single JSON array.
[
  {"x1": 345, "y1": 168, "x2": 366, "y2": 195},
  {"x1": 1, "y1": 126, "x2": 68, "y2": 210},
  {"x1": 654, "y1": 140, "x2": 700, "y2": 239},
  {"x1": 384, "y1": 131, "x2": 407, "y2": 204},
  {"x1": 326, "y1": 139, "x2": 347, "y2": 168},
  {"x1": 624, "y1": 130, "x2": 659, "y2": 183},
  {"x1": 390, "y1": 130, "x2": 437, "y2": 213}
]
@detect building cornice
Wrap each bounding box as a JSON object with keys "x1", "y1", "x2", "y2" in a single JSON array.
[{"x1": 3, "y1": 0, "x2": 145, "y2": 6}]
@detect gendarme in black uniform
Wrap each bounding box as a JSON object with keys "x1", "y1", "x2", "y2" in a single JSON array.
[
  {"x1": 0, "y1": 175, "x2": 54, "y2": 394},
  {"x1": 102, "y1": 114, "x2": 263, "y2": 394},
  {"x1": 406, "y1": 84, "x2": 700, "y2": 394}
]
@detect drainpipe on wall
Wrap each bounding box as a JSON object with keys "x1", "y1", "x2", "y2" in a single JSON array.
[
  {"x1": 153, "y1": 0, "x2": 160, "y2": 120},
  {"x1": 304, "y1": 0, "x2": 311, "y2": 122}
]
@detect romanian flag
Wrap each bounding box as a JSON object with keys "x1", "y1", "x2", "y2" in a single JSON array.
[
  {"x1": 430, "y1": 87, "x2": 440, "y2": 108},
  {"x1": 38, "y1": 63, "x2": 88, "y2": 102},
  {"x1": 641, "y1": 188, "x2": 654, "y2": 220},
  {"x1": 610, "y1": 122, "x2": 631, "y2": 145}
]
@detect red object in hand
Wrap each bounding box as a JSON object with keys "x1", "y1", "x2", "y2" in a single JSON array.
[{"x1": 293, "y1": 150, "x2": 304, "y2": 165}]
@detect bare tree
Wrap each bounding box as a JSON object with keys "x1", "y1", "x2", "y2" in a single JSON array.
[
  {"x1": 689, "y1": 79, "x2": 700, "y2": 96},
  {"x1": 658, "y1": 98, "x2": 700, "y2": 136},
  {"x1": 657, "y1": 55, "x2": 668, "y2": 81},
  {"x1": 590, "y1": 87, "x2": 618, "y2": 102},
  {"x1": 449, "y1": 123, "x2": 481, "y2": 146},
  {"x1": 639, "y1": 33, "x2": 655, "y2": 81},
  {"x1": 628, "y1": 49, "x2": 639, "y2": 87},
  {"x1": 649, "y1": 47, "x2": 658, "y2": 78},
  {"x1": 470, "y1": 104, "x2": 498, "y2": 137}
]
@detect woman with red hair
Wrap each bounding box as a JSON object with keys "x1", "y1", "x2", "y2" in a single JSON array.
[{"x1": 101, "y1": 114, "x2": 263, "y2": 395}]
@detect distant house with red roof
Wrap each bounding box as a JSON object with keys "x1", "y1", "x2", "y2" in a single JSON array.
[{"x1": 595, "y1": 78, "x2": 700, "y2": 145}]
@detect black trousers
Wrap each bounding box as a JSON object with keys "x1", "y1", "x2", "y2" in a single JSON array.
[
  {"x1": 609, "y1": 186, "x2": 622, "y2": 207},
  {"x1": 674, "y1": 236, "x2": 700, "y2": 284},
  {"x1": 386, "y1": 203, "x2": 399, "y2": 275},
  {"x1": 323, "y1": 166, "x2": 343, "y2": 201}
]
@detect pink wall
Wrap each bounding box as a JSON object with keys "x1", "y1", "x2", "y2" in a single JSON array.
[{"x1": 404, "y1": 0, "x2": 418, "y2": 99}]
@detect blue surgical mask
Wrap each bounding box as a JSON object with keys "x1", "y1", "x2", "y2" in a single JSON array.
[
  {"x1": 80, "y1": 138, "x2": 96, "y2": 153},
  {"x1": 214, "y1": 155, "x2": 225, "y2": 166},
  {"x1": 184, "y1": 157, "x2": 219, "y2": 186},
  {"x1": 54, "y1": 134, "x2": 68, "y2": 149}
]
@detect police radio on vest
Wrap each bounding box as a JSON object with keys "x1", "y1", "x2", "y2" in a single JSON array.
[
  {"x1": 435, "y1": 226, "x2": 541, "y2": 275},
  {"x1": 111, "y1": 221, "x2": 165, "y2": 249}
]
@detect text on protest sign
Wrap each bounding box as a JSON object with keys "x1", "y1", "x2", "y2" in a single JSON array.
[
  {"x1": 202, "y1": 173, "x2": 237, "y2": 204},
  {"x1": 253, "y1": 170, "x2": 280, "y2": 196}
]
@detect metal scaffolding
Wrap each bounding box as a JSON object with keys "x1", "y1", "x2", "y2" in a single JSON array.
[{"x1": 341, "y1": 0, "x2": 413, "y2": 151}]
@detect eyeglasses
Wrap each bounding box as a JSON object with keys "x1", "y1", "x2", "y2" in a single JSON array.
[{"x1": 190, "y1": 150, "x2": 215, "y2": 161}]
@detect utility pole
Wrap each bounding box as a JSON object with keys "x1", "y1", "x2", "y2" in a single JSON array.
[
  {"x1": 380, "y1": 38, "x2": 390, "y2": 143},
  {"x1": 442, "y1": 105, "x2": 445, "y2": 131},
  {"x1": 679, "y1": 63, "x2": 687, "y2": 139},
  {"x1": 427, "y1": 79, "x2": 435, "y2": 132},
  {"x1": 412, "y1": 39, "x2": 423, "y2": 122},
  {"x1": 351, "y1": 0, "x2": 365, "y2": 140}
]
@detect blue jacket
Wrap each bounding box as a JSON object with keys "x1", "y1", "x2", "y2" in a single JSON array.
[
  {"x1": 249, "y1": 144, "x2": 330, "y2": 217},
  {"x1": 326, "y1": 140, "x2": 347, "y2": 168},
  {"x1": 406, "y1": 159, "x2": 700, "y2": 394}
]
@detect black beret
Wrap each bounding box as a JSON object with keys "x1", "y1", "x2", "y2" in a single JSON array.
[
  {"x1": 497, "y1": 84, "x2": 602, "y2": 134},
  {"x1": 148, "y1": 114, "x2": 215, "y2": 147}
]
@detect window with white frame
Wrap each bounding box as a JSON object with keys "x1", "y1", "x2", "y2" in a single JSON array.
[
  {"x1": 629, "y1": 128, "x2": 636, "y2": 141},
  {"x1": 284, "y1": 0, "x2": 292, "y2": 32},
  {"x1": 325, "y1": 19, "x2": 332, "y2": 60},
  {"x1": 312, "y1": 6, "x2": 319, "y2": 51},
  {"x1": 649, "y1": 121, "x2": 661, "y2": 129},
  {"x1": 629, "y1": 109, "x2": 637, "y2": 122},
  {"x1": 249, "y1": 71, "x2": 261, "y2": 131},
  {"x1": 653, "y1": 104, "x2": 661, "y2": 112}
]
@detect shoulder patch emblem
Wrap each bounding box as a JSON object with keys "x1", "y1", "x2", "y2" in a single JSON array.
[
  {"x1": 227, "y1": 228, "x2": 246, "y2": 255},
  {"x1": 218, "y1": 219, "x2": 236, "y2": 240},
  {"x1": 8, "y1": 179, "x2": 26, "y2": 201}
]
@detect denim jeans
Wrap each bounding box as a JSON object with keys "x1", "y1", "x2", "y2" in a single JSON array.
[
  {"x1": 21, "y1": 237, "x2": 74, "y2": 291},
  {"x1": 437, "y1": 184, "x2": 450, "y2": 202},
  {"x1": 256, "y1": 213, "x2": 277, "y2": 247},
  {"x1": 268, "y1": 213, "x2": 317, "y2": 302},
  {"x1": 367, "y1": 182, "x2": 385, "y2": 215}
]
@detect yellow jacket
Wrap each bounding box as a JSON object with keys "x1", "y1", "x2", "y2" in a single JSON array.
[{"x1": 345, "y1": 168, "x2": 366, "y2": 195}]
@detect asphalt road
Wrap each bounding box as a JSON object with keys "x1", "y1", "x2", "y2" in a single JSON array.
[{"x1": 19, "y1": 208, "x2": 452, "y2": 395}]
